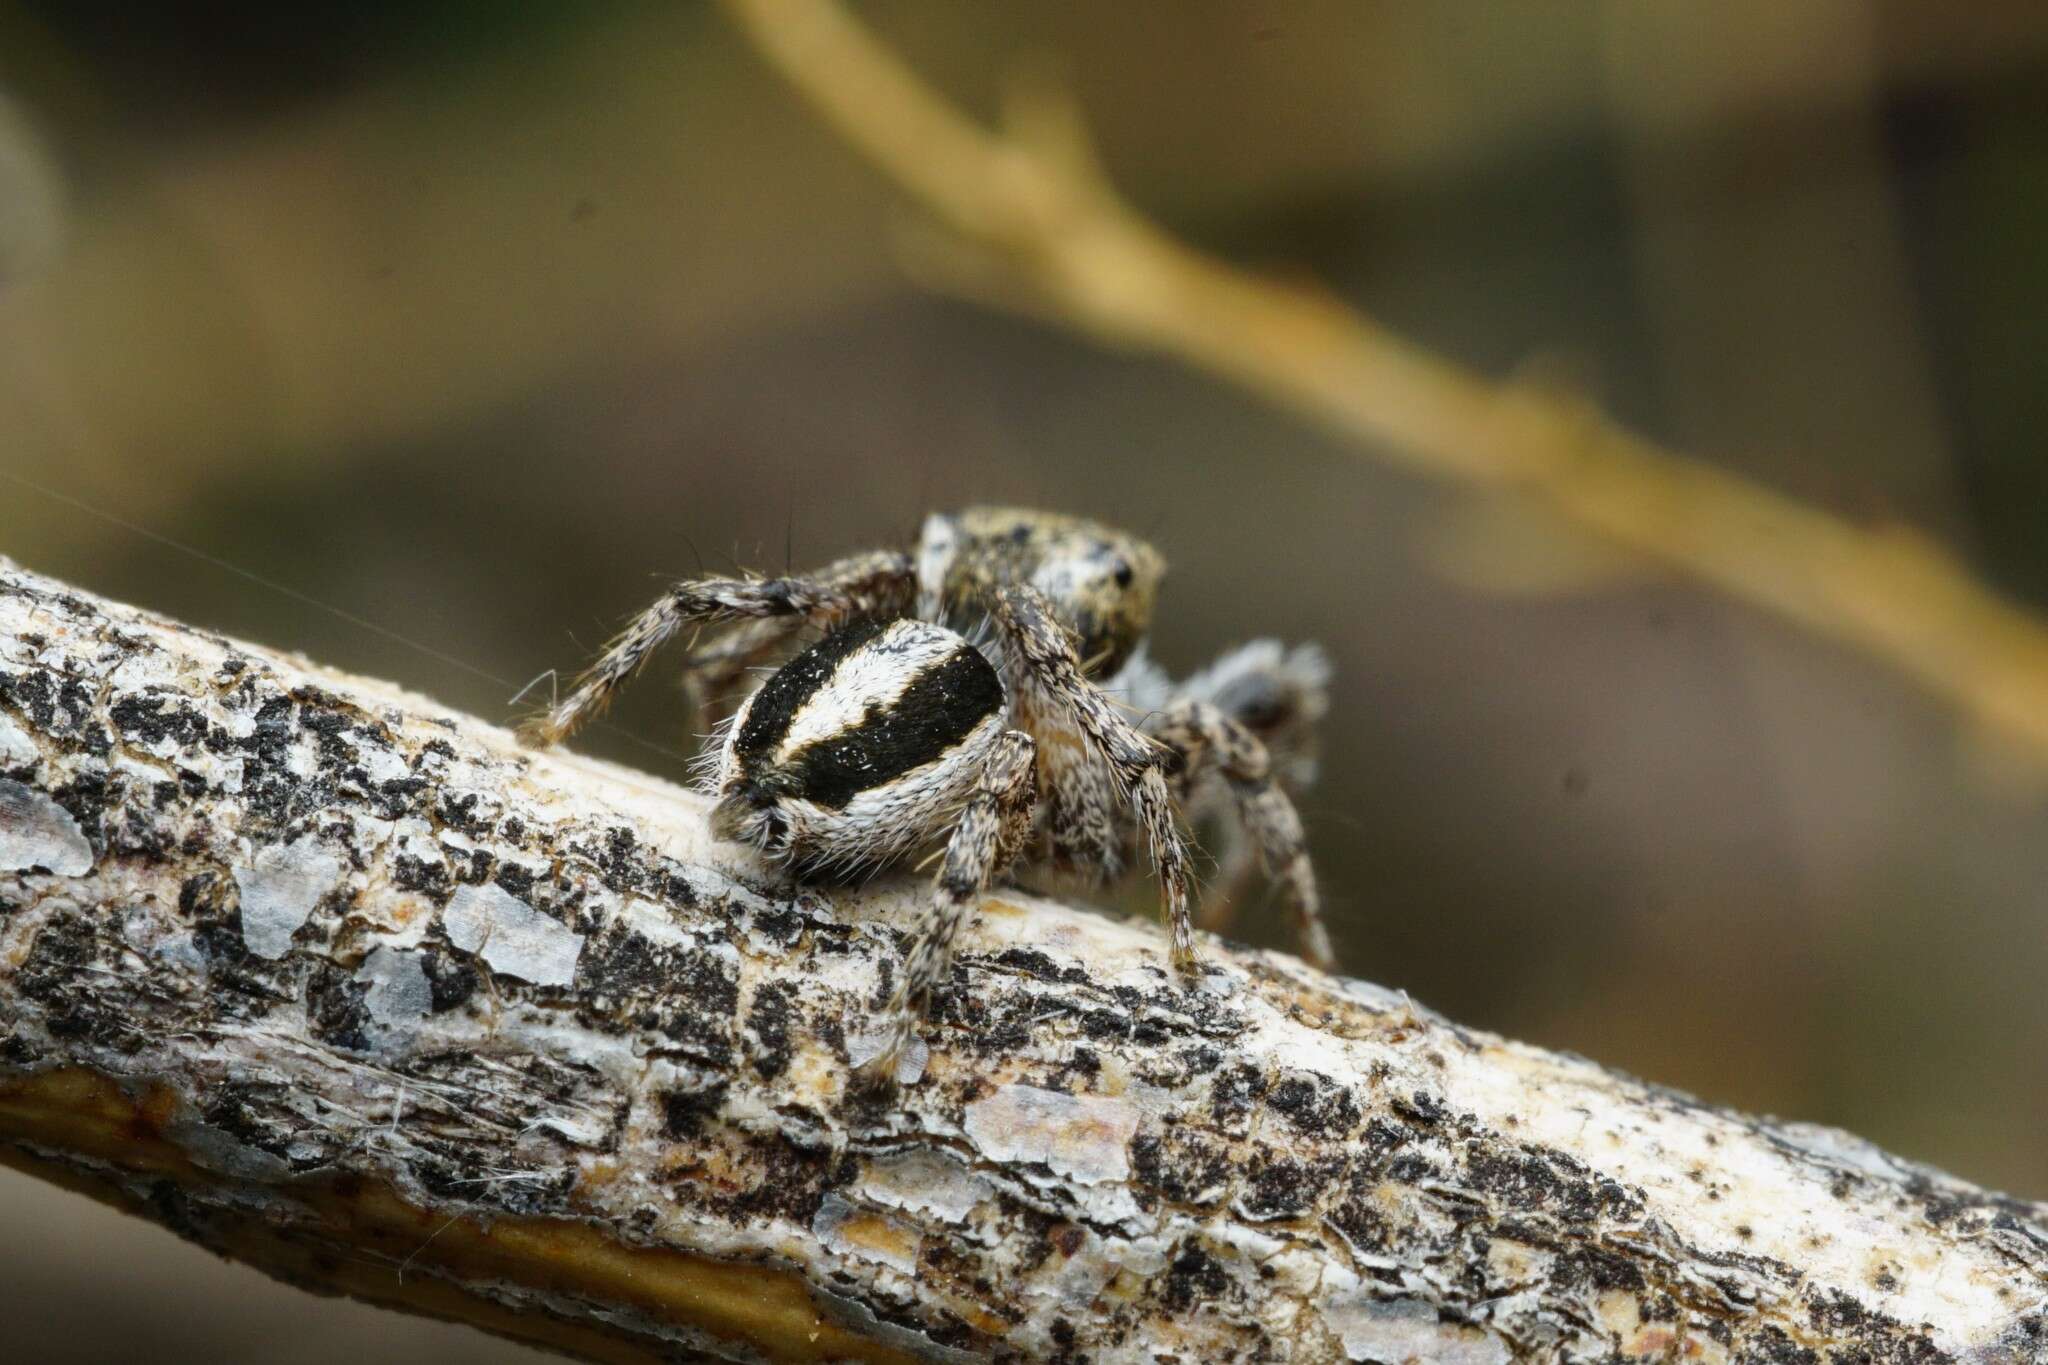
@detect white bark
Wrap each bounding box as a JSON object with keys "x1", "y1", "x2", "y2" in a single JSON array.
[{"x1": 0, "y1": 559, "x2": 2041, "y2": 1363}]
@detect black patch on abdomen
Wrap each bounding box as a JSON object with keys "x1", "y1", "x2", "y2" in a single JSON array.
[
  {"x1": 734, "y1": 616, "x2": 889, "y2": 763},
  {"x1": 782, "y1": 645, "x2": 1003, "y2": 809}
]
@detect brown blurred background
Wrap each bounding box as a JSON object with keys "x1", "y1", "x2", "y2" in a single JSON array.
[{"x1": 4, "y1": 2, "x2": 2047, "y2": 1359}]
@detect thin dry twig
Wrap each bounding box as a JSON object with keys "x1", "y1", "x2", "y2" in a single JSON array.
[{"x1": 720, "y1": 0, "x2": 2048, "y2": 762}]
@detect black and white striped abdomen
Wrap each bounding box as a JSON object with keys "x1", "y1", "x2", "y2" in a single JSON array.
[{"x1": 711, "y1": 617, "x2": 1008, "y2": 868}]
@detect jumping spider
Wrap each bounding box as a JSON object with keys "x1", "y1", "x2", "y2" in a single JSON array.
[{"x1": 521, "y1": 507, "x2": 1333, "y2": 1076}]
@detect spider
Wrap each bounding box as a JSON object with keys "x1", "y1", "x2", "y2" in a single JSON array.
[{"x1": 520, "y1": 507, "x2": 1333, "y2": 1077}]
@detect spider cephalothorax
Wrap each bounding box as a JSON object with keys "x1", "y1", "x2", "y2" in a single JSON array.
[
  {"x1": 918, "y1": 506, "x2": 1164, "y2": 678},
  {"x1": 521, "y1": 507, "x2": 1331, "y2": 1077}
]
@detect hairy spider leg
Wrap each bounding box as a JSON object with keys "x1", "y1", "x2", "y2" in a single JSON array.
[
  {"x1": 990, "y1": 585, "x2": 1199, "y2": 972},
  {"x1": 519, "y1": 551, "x2": 914, "y2": 747},
  {"x1": 864, "y1": 729, "x2": 1038, "y2": 1081},
  {"x1": 1148, "y1": 697, "x2": 1335, "y2": 971}
]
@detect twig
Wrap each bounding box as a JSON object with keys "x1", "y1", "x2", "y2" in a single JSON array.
[
  {"x1": 719, "y1": 0, "x2": 2048, "y2": 763},
  {"x1": 2, "y1": 565, "x2": 2043, "y2": 1359}
]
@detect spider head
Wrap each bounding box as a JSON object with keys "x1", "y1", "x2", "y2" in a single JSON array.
[{"x1": 936, "y1": 507, "x2": 1165, "y2": 678}]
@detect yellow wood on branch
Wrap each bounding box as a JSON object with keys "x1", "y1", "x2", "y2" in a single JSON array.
[{"x1": 719, "y1": 0, "x2": 2048, "y2": 761}]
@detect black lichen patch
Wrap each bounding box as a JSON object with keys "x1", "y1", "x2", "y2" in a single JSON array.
[
  {"x1": 0, "y1": 666, "x2": 110, "y2": 756},
  {"x1": 745, "y1": 901, "x2": 803, "y2": 950},
  {"x1": 492, "y1": 859, "x2": 539, "y2": 900},
  {"x1": 1050, "y1": 977, "x2": 1244, "y2": 1052},
  {"x1": 1238, "y1": 1152, "x2": 1345, "y2": 1222},
  {"x1": 103, "y1": 785, "x2": 180, "y2": 864},
  {"x1": 1326, "y1": 1184, "x2": 1395, "y2": 1255},
  {"x1": 418, "y1": 948, "x2": 478, "y2": 1013},
  {"x1": 656, "y1": 870, "x2": 702, "y2": 911},
  {"x1": 1056, "y1": 1046, "x2": 1101, "y2": 1087},
  {"x1": 1208, "y1": 1063, "x2": 1269, "y2": 1129},
  {"x1": 45, "y1": 767, "x2": 110, "y2": 849},
  {"x1": 199, "y1": 1078, "x2": 327, "y2": 1169},
  {"x1": 1737, "y1": 1324, "x2": 1820, "y2": 1365},
  {"x1": 15, "y1": 907, "x2": 133, "y2": 1051},
  {"x1": 1462, "y1": 1143, "x2": 1644, "y2": 1226},
  {"x1": 1798, "y1": 1288, "x2": 1945, "y2": 1364},
  {"x1": 1159, "y1": 1242, "x2": 1231, "y2": 1312},
  {"x1": 1132, "y1": 1041, "x2": 1223, "y2": 1090},
  {"x1": 433, "y1": 789, "x2": 496, "y2": 840},
  {"x1": 180, "y1": 870, "x2": 247, "y2": 964},
  {"x1": 374, "y1": 773, "x2": 429, "y2": 810},
  {"x1": 660, "y1": 1081, "x2": 731, "y2": 1140},
  {"x1": 928, "y1": 981, "x2": 1035, "y2": 1057},
  {"x1": 1386, "y1": 1151, "x2": 1440, "y2": 1184},
  {"x1": 232, "y1": 696, "x2": 343, "y2": 831},
  {"x1": 1265, "y1": 1071, "x2": 1362, "y2": 1139},
  {"x1": 1392, "y1": 1089, "x2": 1448, "y2": 1127},
  {"x1": 1551, "y1": 1244, "x2": 1646, "y2": 1295},
  {"x1": 589, "y1": 826, "x2": 647, "y2": 896},
  {"x1": 989, "y1": 946, "x2": 1090, "y2": 986},
  {"x1": 694, "y1": 1131, "x2": 849, "y2": 1228},
  {"x1": 574, "y1": 921, "x2": 739, "y2": 1064},
  {"x1": 110, "y1": 691, "x2": 210, "y2": 750},
  {"x1": 1130, "y1": 1124, "x2": 1235, "y2": 1208},
  {"x1": 746, "y1": 980, "x2": 797, "y2": 1082},
  {"x1": 443, "y1": 844, "x2": 498, "y2": 887},
  {"x1": 391, "y1": 848, "x2": 453, "y2": 901},
  {"x1": 307, "y1": 962, "x2": 373, "y2": 1052},
  {"x1": 181, "y1": 870, "x2": 300, "y2": 1014},
  {"x1": 1076, "y1": 1004, "x2": 1135, "y2": 1044}
]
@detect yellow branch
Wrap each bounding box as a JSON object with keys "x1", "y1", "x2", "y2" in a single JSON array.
[{"x1": 721, "y1": 0, "x2": 2048, "y2": 757}]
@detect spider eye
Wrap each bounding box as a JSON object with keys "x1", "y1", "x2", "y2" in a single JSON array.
[{"x1": 1112, "y1": 560, "x2": 1134, "y2": 589}]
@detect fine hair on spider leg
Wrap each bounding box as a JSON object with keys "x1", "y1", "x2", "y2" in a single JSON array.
[
  {"x1": 986, "y1": 584, "x2": 1198, "y2": 969},
  {"x1": 863, "y1": 727, "x2": 1038, "y2": 1081},
  {"x1": 517, "y1": 550, "x2": 915, "y2": 747},
  {"x1": 1145, "y1": 696, "x2": 1334, "y2": 970}
]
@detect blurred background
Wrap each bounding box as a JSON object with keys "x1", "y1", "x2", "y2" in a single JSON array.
[{"x1": 4, "y1": 2, "x2": 2047, "y2": 1359}]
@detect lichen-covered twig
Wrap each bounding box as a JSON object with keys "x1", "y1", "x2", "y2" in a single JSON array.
[
  {"x1": 0, "y1": 560, "x2": 2042, "y2": 1362},
  {"x1": 718, "y1": 0, "x2": 2048, "y2": 768}
]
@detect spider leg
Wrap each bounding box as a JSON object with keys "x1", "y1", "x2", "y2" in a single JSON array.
[
  {"x1": 1148, "y1": 698, "x2": 1336, "y2": 972},
  {"x1": 1178, "y1": 639, "x2": 1331, "y2": 791},
  {"x1": 677, "y1": 614, "x2": 808, "y2": 727},
  {"x1": 1169, "y1": 638, "x2": 1331, "y2": 940},
  {"x1": 991, "y1": 585, "x2": 1199, "y2": 973},
  {"x1": 519, "y1": 550, "x2": 913, "y2": 747},
  {"x1": 865, "y1": 729, "x2": 1038, "y2": 1081}
]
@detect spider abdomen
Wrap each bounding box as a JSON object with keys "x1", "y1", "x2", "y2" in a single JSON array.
[{"x1": 711, "y1": 617, "x2": 1007, "y2": 869}]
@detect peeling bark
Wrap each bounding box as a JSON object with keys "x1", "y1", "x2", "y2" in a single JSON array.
[{"x1": 0, "y1": 559, "x2": 2042, "y2": 1364}]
